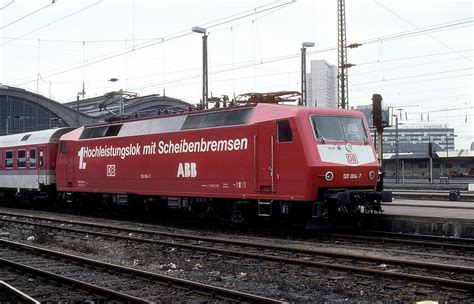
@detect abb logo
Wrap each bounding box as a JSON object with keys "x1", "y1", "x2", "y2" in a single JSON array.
[
  {"x1": 346, "y1": 154, "x2": 359, "y2": 164},
  {"x1": 177, "y1": 162, "x2": 197, "y2": 178}
]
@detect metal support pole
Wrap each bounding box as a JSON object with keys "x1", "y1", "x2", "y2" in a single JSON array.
[
  {"x1": 446, "y1": 136, "x2": 448, "y2": 157},
  {"x1": 375, "y1": 127, "x2": 384, "y2": 192},
  {"x1": 337, "y1": 0, "x2": 348, "y2": 109},
  {"x1": 401, "y1": 160, "x2": 405, "y2": 184},
  {"x1": 429, "y1": 157, "x2": 433, "y2": 184},
  {"x1": 429, "y1": 138, "x2": 433, "y2": 184},
  {"x1": 202, "y1": 34, "x2": 208, "y2": 109},
  {"x1": 301, "y1": 47, "x2": 307, "y2": 106},
  {"x1": 376, "y1": 132, "x2": 383, "y2": 165},
  {"x1": 395, "y1": 116, "x2": 399, "y2": 184},
  {"x1": 119, "y1": 89, "x2": 124, "y2": 116},
  {"x1": 76, "y1": 94, "x2": 80, "y2": 127}
]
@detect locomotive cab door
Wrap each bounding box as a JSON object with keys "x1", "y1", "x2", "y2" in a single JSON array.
[
  {"x1": 65, "y1": 144, "x2": 74, "y2": 188},
  {"x1": 255, "y1": 122, "x2": 275, "y2": 193},
  {"x1": 59, "y1": 141, "x2": 73, "y2": 188}
]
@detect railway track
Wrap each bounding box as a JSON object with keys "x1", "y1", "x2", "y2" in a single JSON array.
[
  {"x1": 321, "y1": 230, "x2": 474, "y2": 252},
  {"x1": 390, "y1": 190, "x2": 474, "y2": 202},
  {"x1": 0, "y1": 281, "x2": 40, "y2": 304},
  {"x1": 0, "y1": 238, "x2": 281, "y2": 303},
  {"x1": 1, "y1": 210, "x2": 473, "y2": 293}
]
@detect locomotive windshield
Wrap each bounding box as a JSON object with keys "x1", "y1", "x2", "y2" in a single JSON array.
[{"x1": 311, "y1": 115, "x2": 368, "y2": 142}]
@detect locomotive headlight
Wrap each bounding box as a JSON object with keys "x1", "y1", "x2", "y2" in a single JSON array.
[
  {"x1": 369, "y1": 170, "x2": 375, "y2": 180},
  {"x1": 324, "y1": 171, "x2": 334, "y2": 181}
]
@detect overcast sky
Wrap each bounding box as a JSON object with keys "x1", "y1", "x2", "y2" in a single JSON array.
[{"x1": 0, "y1": 0, "x2": 473, "y2": 148}]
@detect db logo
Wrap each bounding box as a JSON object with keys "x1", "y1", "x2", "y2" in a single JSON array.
[
  {"x1": 346, "y1": 154, "x2": 358, "y2": 164},
  {"x1": 107, "y1": 165, "x2": 116, "y2": 176},
  {"x1": 177, "y1": 162, "x2": 197, "y2": 178}
]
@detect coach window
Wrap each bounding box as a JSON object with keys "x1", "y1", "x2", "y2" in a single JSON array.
[
  {"x1": 277, "y1": 120, "x2": 292, "y2": 142},
  {"x1": 39, "y1": 149, "x2": 44, "y2": 167},
  {"x1": 5, "y1": 151, "x2": 13, "y2": 169},
  {"x1": 30, "y1": 148, "x2": 36, "y2": 168},
  {"x1": 17, "y1": 150, "x2": 26, "y2": 168}
]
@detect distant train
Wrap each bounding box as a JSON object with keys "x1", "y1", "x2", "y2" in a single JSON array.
[{"x1": 0, "y1": 100, "x2": 391, "y2": 225}]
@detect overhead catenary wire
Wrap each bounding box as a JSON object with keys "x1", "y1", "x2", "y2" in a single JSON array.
[
  {"x1": 0, "y1": 0, "x2": 14, "y2": 10},
  {"x1": 0, "y1": 0, "x2": 55, "y2": 31},
  {"x1": 351, "y1": 55, "x2": 474, "y2": 77},
  {"x1": 350, "y1": 74, "x2": 473, "y2": 92},
  {"x1": 374, "y1": 0, "x2": 473, "y2": 63},
  {"x1": 130, "y1": 60, "x2": 474, "y2": 92},
  {"x1": 45, "y1": 48, "x2": 474, "y2": 84},
  {"x1": 351, "y1": 68, "x2": 474, "y2": 86},
  {"x1": 4, "y1": 0, "x2": 470, "y2": 147},
  {"x1": 354, "y1": 18, "x2": 474, "y2": 46},
  {"x1": 356, "y1": 49, "x2": 474, "y2": 66},
  {"x1": 0, "y1": 0, "x2": 285, "y2": 44},
  {"x1": 12, "y1": 0, "x2": 295, "y2": 87},
  {"x1": 1, "y1": 0, "x2": 104, "y2": 47},
  {"x1": 9, "y1": 13, "x2": 472, "y2": 86},
  {"x1": 385, "y1": 93, "x2": 474, "y2": 106}
]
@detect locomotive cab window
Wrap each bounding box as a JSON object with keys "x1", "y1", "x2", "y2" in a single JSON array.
[
  {"x1": 5, "y1": 150, "x2": 13, "y2": 169},
  {"x1": 277, "y1": 120, "x2": 292, "y2": 142},
  {"x1": 17, "y1": 150, "x2": 26, "y2": 168},
  {"x1": 30, "y1": 148, "x2": 36, "y2": 168},
  {"x1": 341, "y1": 117, "x2": 368, "y2": 142},
  {"x1": 311, "y1": 115, "x2": 368, "y2": 142}
]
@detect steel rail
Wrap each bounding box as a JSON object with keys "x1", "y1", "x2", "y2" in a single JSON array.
[
  {"x1": 5, "y1": 209, "x2": 471, "y2": 252},
  {"x1": 323, "y1": 232, "x2": 474, "y2": 251},
  {"x1": 0, "y1": 258, "x2": 151, "y2": 303},
  {"x1": 1, "y1": 212, "x2": 473, "y2": 271},
  {"x1": 1, "y1": 214, "x2": 473, "y2": 291},
  {"x1": 1, "y1": 212, "x2": 473, "y2": 272},
  {"x1": 385, "y1": 202, "x2": 474, "y2": 210},
  {"x1": 0, "y1": 239, "x2": 283, "y2": 304},
  {"x1": 0, "y1": 281, "x2": 40, "y2": 304},
  {"x1": 362, "y1": 230, "x2": 474, "y2": 244},
  {"x1": 391, "y1": 191, "x2": 474, "y2": 201}
]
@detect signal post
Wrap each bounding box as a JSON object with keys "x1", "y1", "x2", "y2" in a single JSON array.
[{"x1": 372, "y1": 94, "x2": 387, "y2": 190}]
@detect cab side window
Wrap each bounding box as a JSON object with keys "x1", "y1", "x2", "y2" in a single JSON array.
[{"x1": 277, "y1": 120, "x2": 292, "y2": 142}]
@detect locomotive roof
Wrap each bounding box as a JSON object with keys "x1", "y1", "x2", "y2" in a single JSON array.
[
  {"x1": 0, "y1": 128, "x2": 74, "y2": 148},
  {"x1": 60, "y1": 103, "x2": 366, "y2": 141}
]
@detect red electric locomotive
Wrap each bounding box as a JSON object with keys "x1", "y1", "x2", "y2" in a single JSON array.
[{"x1": 54, "y1": 101, "x2": 390, "y2": 224}]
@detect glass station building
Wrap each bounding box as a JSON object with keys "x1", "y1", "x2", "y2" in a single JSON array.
[{"x1": 0, "y1": 85, "x2": 191, "y2": 136}]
